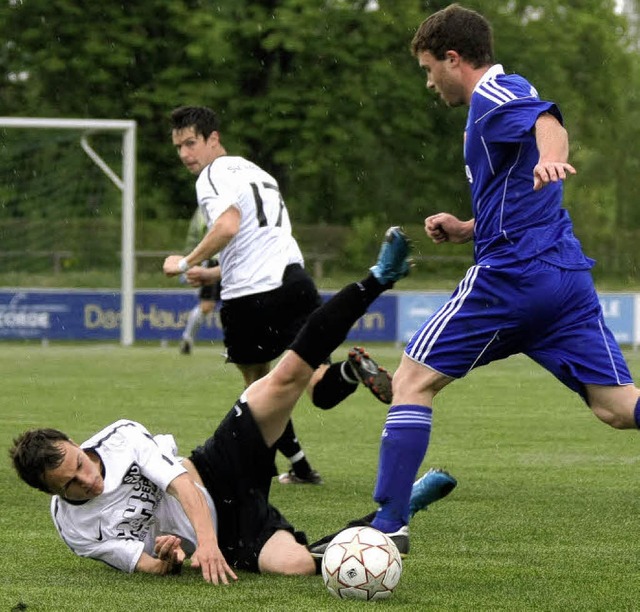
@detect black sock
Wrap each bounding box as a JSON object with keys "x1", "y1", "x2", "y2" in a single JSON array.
[
  {"x1": 274, "y1": 420, "x2": 312, "y2": 477},
  {"x1": 290, "y1": 274, "x2": 385, "y2": 369},
  {"x1": 291, "y1": 456, "x2": 313, "y2": 478},
  {"x1": 311, "y1": 361, "x2": 358, "y2": 409}
]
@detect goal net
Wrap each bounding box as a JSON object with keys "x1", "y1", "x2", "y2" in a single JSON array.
[{"x1": 0, "y1": 117, "x2": 136, "y2": 345}]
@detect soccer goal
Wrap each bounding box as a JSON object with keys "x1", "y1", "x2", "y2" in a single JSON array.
[{"x1": 0, "y1": 117, "x2": 137, "y2": 345}]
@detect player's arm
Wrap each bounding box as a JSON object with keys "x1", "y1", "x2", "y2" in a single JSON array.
[
  {"x1": 185, "y1": 263, "x2": 221, "y2": 288},
  {"x1": 164, "y1": 206, "x2": 240, "y2": 276},
  {"x1": 135, "y1": 536, "x2": 185, "y2": 576},
  {"x1": 425, "y1": 213, "x2": 474, "y2": 244},
  {"x1": 166, "y1": 472, "x2": 238, "y2": 584},
  {"x1": 533, "y1": 112, "x2": 577, "y2": 191}
]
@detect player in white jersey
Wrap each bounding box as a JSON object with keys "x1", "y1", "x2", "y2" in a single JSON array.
[
  {"x1": 49, "y1": 421, "x2": 217, "y2": 574},
  {"x1": 164, "y1": 106, "x2": 395, "y2": 485},
  {"x1": 192, "y1": 154, "x2": 303, "y2": 300},
  {"x1": 11, "y1": 228, "x2": 412, "y2": 582}
]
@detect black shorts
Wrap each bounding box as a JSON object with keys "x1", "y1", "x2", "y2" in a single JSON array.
[
  {"x1": 220, "y1": 264, "x2": 322, "y2": 365},
  {"x1": 189, "y1": 401, "x2": 307, "y2": 572},
  {"x1": 199, "y1": 281, "x2": 221, "y2": 302}
]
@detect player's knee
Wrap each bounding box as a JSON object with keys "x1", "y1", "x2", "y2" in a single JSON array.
[
  {"x1": 269, "y1": 353, "x2": 312, "y2": 393},
  {"x1": 391, "y1": 362, "x2": 440, "y2": 403},
  {"x1": 200, "y1": 300, "x2": 215, "y2": 315},
  {"x1": 258, "y1": 534, "x2": 316, "y2": 575},
  {"x1": 272, "y1": 550, "x2": 316, "y2": 576},
  {"x1": 391, "y1": 365, "x2": 415, "y2": 394}
]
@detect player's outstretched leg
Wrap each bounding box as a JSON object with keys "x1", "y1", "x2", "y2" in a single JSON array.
[
  {"x1": 288, "y1": 226, "x2": 410, "y2": 373},
  {"x1": 245, "y1": 227, "x2": 411, "y2": 448}
]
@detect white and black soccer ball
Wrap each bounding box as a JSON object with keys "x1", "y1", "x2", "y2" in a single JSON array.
[{"x1": 321, "y1": 525, "x2": 403, "y2": 601}]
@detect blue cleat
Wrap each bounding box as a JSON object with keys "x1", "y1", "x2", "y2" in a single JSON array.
[
  {"x1": 370, "y1": 226, "x2": 411, "y2": 285},
  {"x1": 307, "y1": 468, "x2": 456, "y2": 565},
  {"x1": 409, "y1": 468, "x2": 457, "y2": 517}
]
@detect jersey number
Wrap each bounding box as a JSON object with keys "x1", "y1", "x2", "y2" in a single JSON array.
[{"x1": 250, "y1": 182, "x2": 284, "y2": 228}]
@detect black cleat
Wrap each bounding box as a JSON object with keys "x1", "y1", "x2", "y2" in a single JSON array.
[{"x1": 348, "y1": 347, "x2": 393, "y2": 404}]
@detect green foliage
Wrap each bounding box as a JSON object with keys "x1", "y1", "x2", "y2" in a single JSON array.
[
  {"x1": 342, "y1": 215, "x2": 382, "y2": 270},
  {"x1": 2, "y1": 344, "x2": 640, "y2": 609},
  {"x1": 1, "y1": 0, "x2": 639, "y2": 268}
]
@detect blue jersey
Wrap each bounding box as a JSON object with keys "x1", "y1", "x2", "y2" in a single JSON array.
[{"x1": 465, "y1": 65, "x2": 593, "y2": 271}]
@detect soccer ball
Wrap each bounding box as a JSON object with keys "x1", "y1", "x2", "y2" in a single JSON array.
[{"x1": 321, "y1": 525, "x2": 403, "y2": 601}]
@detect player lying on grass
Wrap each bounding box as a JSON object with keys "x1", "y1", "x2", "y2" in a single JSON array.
[{"x1": 10, "y1": 228, "x2": 453, "y2": 584}]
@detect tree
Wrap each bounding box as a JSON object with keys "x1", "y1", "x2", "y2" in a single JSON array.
[
  {"x1": 1, "y1": 0, "x2": 638, "y2": 247},
  {"x1": 0, "y1": 1, "x2": 202, "y2": 218}
]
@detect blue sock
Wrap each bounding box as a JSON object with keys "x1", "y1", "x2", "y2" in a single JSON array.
[
  {"x1": 634, "y1": 397, "x2": 640, "y2": 428},
  {"x1": 370, "y1": 404, "x2": 432, "y2": 533}
]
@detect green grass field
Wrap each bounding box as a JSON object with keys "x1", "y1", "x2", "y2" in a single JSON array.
[{"x1": 1, "y1": 342, "x2": 639, "y2": 611}]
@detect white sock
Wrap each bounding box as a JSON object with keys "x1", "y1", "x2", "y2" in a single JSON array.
[
  {"x1": 182, "y1": 305, "x2": 203, "y2": 341},
  {"x1": 288, "y1": 450, "x2": 305, "y2": 464}
]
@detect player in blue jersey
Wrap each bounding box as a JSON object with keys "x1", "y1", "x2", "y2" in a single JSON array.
[{"x1": 315, "y1": 4, "x2": 640, "y2": 554}]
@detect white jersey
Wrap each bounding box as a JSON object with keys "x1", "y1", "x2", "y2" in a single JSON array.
[
  {"x1": 50, "y1": 420, "x2": 217, "y2": 574},
  {"x1": 195, "y1": 155, "x2": 304, "y2": 300}
]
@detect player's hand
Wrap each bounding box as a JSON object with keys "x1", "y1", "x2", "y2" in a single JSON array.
[
  {"x1": 154, "y1": 534, "x2": 186, "y2": 575},
  {"x1": 185, "y1": 266, "x2": 209, "y2": 287},
  {"x1": 163, "y1": 255, "x2": 185, "y2": 277},
  {"x1": 190, "y1": 541, "x2": 238, "y2": 585},
  {"x1": 425, "y1": 213, "x2": 473, "y2": 244},
  {"x1": 533, "y1": 161, "x2": 576, "y2": 191},
  {"x1": 425, "y1": 214, "x2": 450, "y2": 244}
]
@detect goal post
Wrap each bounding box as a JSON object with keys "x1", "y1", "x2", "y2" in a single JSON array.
[{"x1": 0, "y1": 117, "x2": 137, "y2": 345}]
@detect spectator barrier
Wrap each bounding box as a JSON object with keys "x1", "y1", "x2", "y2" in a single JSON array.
[{"x1": 0, "y1": 289, "x2": 637, "y2": 348}]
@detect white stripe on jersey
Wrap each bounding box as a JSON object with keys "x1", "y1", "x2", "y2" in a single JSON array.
[
  {"x1": 406, "y1": 265, "x2": 481, "y2": 362},
  {"x1": 480, "y1": 136, "x2": 496, "y2": 176},
  {"x1": 476, "y1": 79, "x2": 516, "y2": 106},
  {"x1": 497, "y1": 143, "x2": 523, "y2": 241},
  {"x1": 481, "y1": 79, "x2": 517, "y2": 104}
]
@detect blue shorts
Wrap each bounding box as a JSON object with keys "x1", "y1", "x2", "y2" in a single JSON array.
[{"x1": 405, "y1": 259, "x2": 632, "y2": 402}]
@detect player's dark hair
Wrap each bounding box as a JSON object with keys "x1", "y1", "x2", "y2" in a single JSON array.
[
  {"x1": 170, "y1": 106, "x2": 220, "y2": 139},
  {"x1": 411, "y1": 3, "x2": 494, "y2": 68},
  {"x1": 10, "y1": 428, "x2": 70, "y2": 493}
]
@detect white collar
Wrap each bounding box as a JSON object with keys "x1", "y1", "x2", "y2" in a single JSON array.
[{"x1": 473, "y1": 64, "x2": 505, "y2": 93}]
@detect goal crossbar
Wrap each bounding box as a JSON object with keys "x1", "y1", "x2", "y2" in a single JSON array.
[{"x1": 0, "y1": 117, "x2": 137, "y2": 345}]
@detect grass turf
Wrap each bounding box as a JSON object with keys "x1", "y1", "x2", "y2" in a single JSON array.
[{"x1": 1, "y1": 342, "x2": 638, "y2": 611}]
